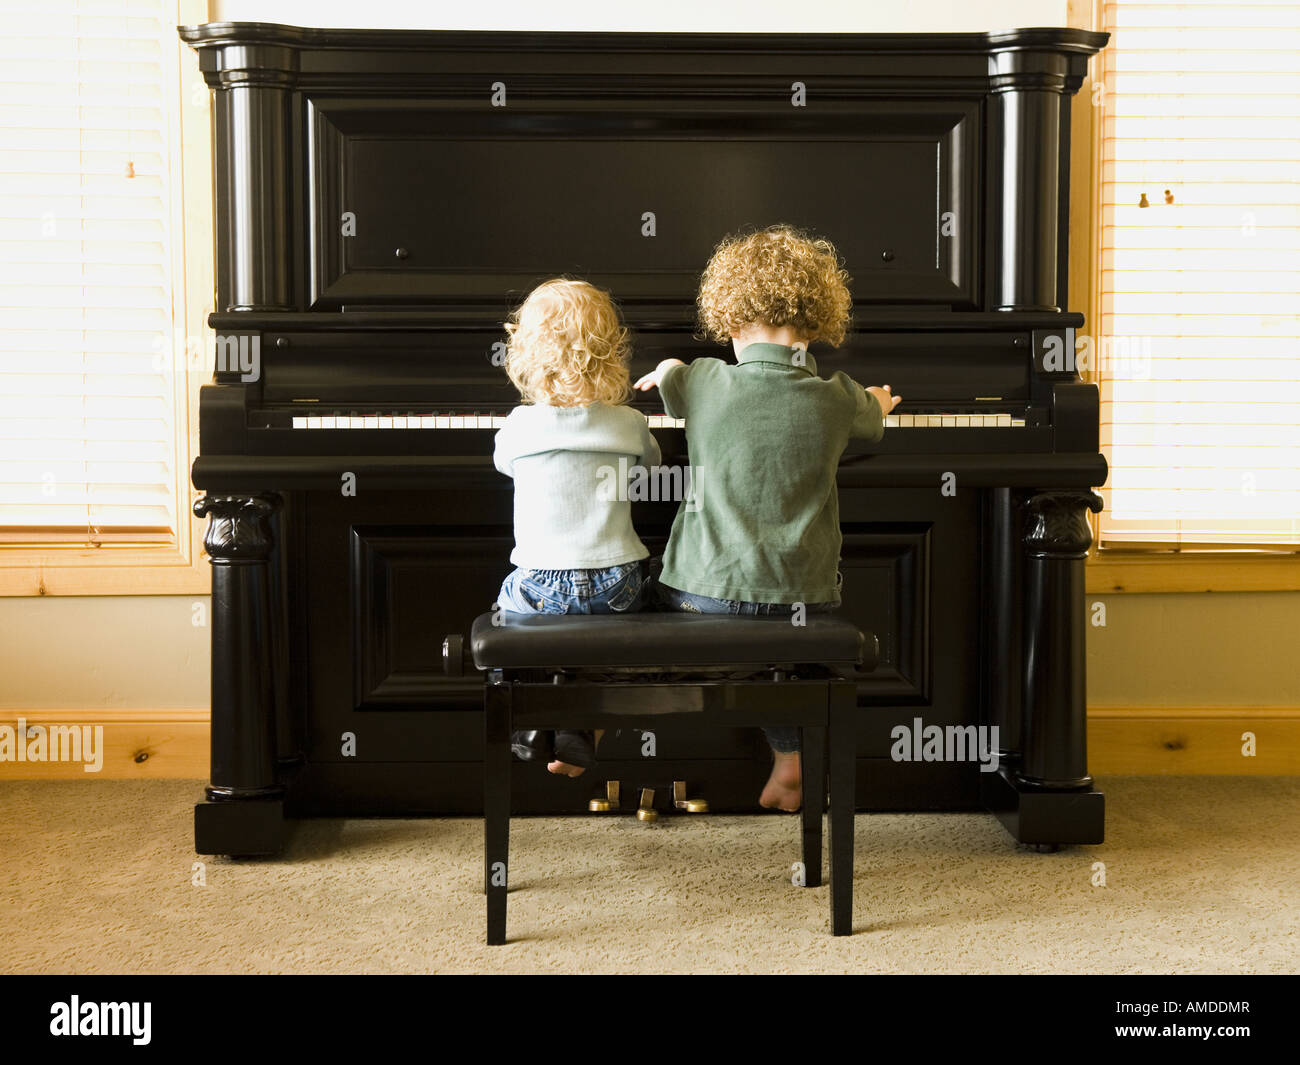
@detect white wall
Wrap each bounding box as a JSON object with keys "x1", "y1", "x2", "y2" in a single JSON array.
[{"x1": 206, "y1": 0, "x2": 1071, "y2": 33}]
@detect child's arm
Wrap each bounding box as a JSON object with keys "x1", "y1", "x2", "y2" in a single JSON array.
[
  {"x1": 867, "y1": 385, "x2": 902, "y2": 415},
  {"x1": 633, "y1": 358, "x2": 685, "y2": 393},
  {"x1": 639, "y1": 418, "x2": 662, "y2": 468},
  {"x1": 635, "y1": 358, "x2": 691, "y2": 423},
  {"x1": 492, "y1": 410, "x2": 520, "y2": 478},
  {"x1": 845, "y1": 380, "x2": 902, "y2": 441}
]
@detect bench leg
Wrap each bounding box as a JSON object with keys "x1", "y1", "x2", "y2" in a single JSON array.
[
  {"x1": 799, "y1": 725, "x2": 826, "y2": 888},
  {"x1": 828, "y1": 680, "x2": 857, "y2": 935},
  {"x1": 484, "y1": 679, "x2": 511, "y2": 945}
]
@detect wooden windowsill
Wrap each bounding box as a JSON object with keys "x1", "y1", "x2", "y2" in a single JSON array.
[
  {"x1": 1086, "y1": 552, "x2": 1300, "y2": 594},
  {"x1": 0, "y1": 542, "x2": 209, "y2": 597}
]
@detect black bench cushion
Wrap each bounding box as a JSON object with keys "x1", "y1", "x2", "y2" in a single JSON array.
[{"x1": 470, "y1": 612, "x2": 874, "y2": 670}]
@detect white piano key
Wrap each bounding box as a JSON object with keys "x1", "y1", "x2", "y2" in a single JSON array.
[
  {"x1": 884, "y1": 415, "x2": 898, "y2": 428},
  {"x1": 995, "y1": 414, "x2": 1012, "y2": 427},
  {"x1": 321, "y1": 415, "x2": 336, "y2": 429},
  {"x1": 478, "y1": 413, "x2": 495, "y2": 429},
  {"x1": 898, "y1": 414, "x2": 914, "y2": 428},
  {"x1": 942, "y1": 415, "x2": 957, "y2": 427},
  {"x1": 1011, "y1": 417, "x2": 1026, "y2": 427},
  {"x1": 292, "y1": 416, "x2": 307, "y2": 429},
  {"x1": 393, "y1": 416, "x2": 408, "y2": 429},
  {"x1": 435, "y1": 414, "x2": 450, "y2": 429},
  {"x1": 363, "y1": 415, "x2": 379, "y2": 429},
  {"x1": 306, "y1": 416, "x2": 322, "y2": 429},
  {"x1": 675, "y1": 418, "x2": 686, "y2": 428},
  {"x1": 954, "y1": 415, "x2": 972, "y2": 427},
  {"x1": 349, "y1": 415, "x2": 365, "y2": 429},
  {"x1": 491, "y1": 415, "x2": 507, "y2": 428},
  {"x1": 378, "y1": 415, "x2": 393, "y2": 429},
  {"x1": 420, "y1": 415, "x2": 435, "y2": 429}
]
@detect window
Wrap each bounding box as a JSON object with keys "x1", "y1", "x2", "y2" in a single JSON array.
[
  {"x1": 0, "y1": 0, "x2": 209, "y2": 594},
  {"x1": 1097, "y1": 0, "x2": 1300, "y2": 549}
]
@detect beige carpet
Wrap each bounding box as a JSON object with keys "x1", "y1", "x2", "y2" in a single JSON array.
[{"x1": 2, "y1": 776, "x2": 1296, "y2": 974}]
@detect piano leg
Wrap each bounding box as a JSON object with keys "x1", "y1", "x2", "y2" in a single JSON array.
[
  {"x1": 986, "y1": 488, "x2": 1024, "y2": 760},
  {"x1": 982, "y1": 489, "x2": 1105, "y2": 848},
  {"x1": 193, "y1": 494, "x2": 289, "y2": 857}
]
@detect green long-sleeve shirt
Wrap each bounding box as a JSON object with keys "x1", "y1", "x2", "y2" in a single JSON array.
[{"x1": 658, "y1": 342, "x2": 885, "y2": 604}]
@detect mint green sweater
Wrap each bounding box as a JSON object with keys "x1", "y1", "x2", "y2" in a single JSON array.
[{"x1": 493, "y1": 401, "x2": 661, "y2": 570}]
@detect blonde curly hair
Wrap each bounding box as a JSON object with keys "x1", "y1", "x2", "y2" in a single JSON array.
[
  {"x1": 503, "y1": 278, "x2": 632, "y2": 406},
  {"x1": 697, "y1": 225, "x2": 853, "y2": 347}
]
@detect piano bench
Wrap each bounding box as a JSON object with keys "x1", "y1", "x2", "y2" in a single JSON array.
[{"x1": 447, "y1": 611, "x2": 877, "y2": 944}]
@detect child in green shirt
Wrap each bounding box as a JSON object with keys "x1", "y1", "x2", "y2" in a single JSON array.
[{"x1": 635, "y1": 225, "x2": 901, "y2": 811}]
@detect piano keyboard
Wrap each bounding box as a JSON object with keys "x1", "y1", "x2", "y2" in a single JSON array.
[
  {"x1": 885, "y1": 414, "x2": 1026, "y2": 428},
  {"x1": 287, "y1": 412, "x2": 1027, "y2": 429},
  {"x1": 288, "y1": 414, "x2": 687, "y2": 429}
]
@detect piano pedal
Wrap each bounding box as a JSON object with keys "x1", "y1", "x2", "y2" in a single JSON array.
[
  {"x1": 672, "y1": 780, "x2": 709, "y2": 814},
  {"x1": 635, "y1": 787, "x2": 659, "y2": 823},
  {"x1": 588, "y1": 780, "x2": 620, "y2": 813}
]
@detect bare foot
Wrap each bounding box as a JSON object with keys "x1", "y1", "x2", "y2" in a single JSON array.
[
  {"x1": 759, "y1": 750, "x2": 802, "y2": 811},
  {"x1": 547, "y1": 729, "x2": 604, "y2": 778}
]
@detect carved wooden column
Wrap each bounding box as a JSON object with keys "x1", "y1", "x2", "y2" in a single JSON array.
[
  {"x1": 200, "y1": 40, "x2": 298, "y2": 311},
  {"x1": 989, "y1": 42, "x2": 1083, "y2": 312},
  {"x1": 985, "y1": 488, "x2": 1024, "y2": 761},
  {"x1": 1019, "y1": 490, "x2": 1103, "y2": 790},
  {"x1": 193, "y1": 494, "x2": 285, "y2": 854}
]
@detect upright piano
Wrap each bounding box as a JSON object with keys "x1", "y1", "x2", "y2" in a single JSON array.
[{"x1": 181, "y1": 22, "x2": 1110, "y2": 855}]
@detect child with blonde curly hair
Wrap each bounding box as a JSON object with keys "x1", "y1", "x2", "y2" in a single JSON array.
[
  {"x1": 635, "y1": 225, "x2": 902, "y2": 811},
  {"x1": 495, "y1": 278, "x2": 660, "y2": 776}
]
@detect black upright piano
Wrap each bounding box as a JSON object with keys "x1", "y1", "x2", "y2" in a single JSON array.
[{"x1": 181, "y1": 22, "x2": 1110, "y2": 855}]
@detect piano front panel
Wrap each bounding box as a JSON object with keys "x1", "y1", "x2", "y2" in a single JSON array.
[
  {"x1": 287, "y1": 479, "x2": 983, "y2": 811},
  {"x1": 309, "y1": 97, "x2": 980, "y2": 309}
]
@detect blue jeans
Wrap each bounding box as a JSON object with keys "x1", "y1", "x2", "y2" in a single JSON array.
[
  {"x1": 650, "y1": 581, "x2": 838, "y2": 754},
  {"x1": 497, "y1": 561, "x2": 645, "y2": 615}
]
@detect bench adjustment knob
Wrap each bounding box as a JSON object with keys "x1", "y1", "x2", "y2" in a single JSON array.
[{"x1": 441, "y1": 634, "x2": 470, "y2": 676}]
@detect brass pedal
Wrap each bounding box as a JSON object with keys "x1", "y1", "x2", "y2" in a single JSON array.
[
  {"x1": 588, "y1": 780, "x2": 620, "y2": 813},
  {"x1": 635, "y1": 787, "x2": 658, "y2": 823},
  {"x1": 673, "y1": 780, "x2": 709, "y2": 813}
]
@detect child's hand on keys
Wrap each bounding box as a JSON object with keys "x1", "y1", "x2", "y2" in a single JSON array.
[
  {"x1": 867, "y1": 384, "x2": 902, "y2": 413},
  {"x1": 634, "y1": 358, "x2": 685, "y2": 392}
]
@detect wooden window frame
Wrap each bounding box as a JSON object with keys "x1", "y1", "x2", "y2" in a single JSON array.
[
  {"x1": 1068, "y1": 0, "x2": 1300, "y2": 593},
  {"x1": 0, "y1": 0, "x2": 212, "y2": 597}
]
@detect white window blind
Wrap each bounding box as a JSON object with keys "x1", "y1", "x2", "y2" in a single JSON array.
[
  {"x1": 0, "y1": 0, "x2": 186, "y2": 546},
  {"x1": 1098, "y1": 0, "x2": 1300, "y2": 548}
]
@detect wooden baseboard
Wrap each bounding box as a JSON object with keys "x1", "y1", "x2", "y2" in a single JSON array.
[
  {"x1": 2, "y1": 707, "x2": 1296, "y2": 780},
  {"x1": 0, "y1": 710, "x2": 208, "y2": 780},
  {"x1": 1087, "y1": 707, "x2": 1300, "y2": 775}
]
